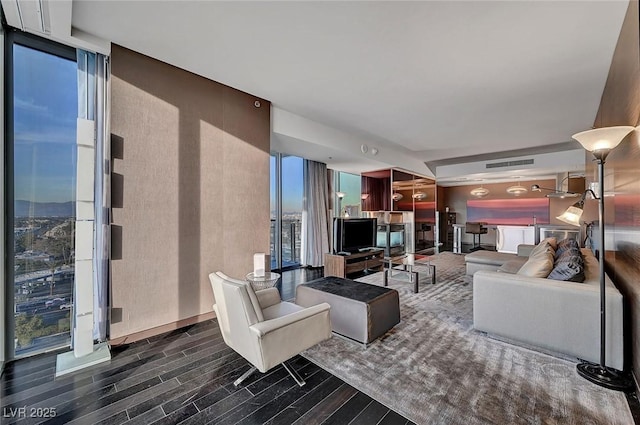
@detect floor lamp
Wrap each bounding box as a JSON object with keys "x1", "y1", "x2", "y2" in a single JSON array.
[{"x1": 557, "y1": 125, "x2": 635, "y2": 391}]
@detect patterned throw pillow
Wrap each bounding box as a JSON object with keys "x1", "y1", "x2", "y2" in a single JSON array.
[
  {"x1": 555, "y1": 238, "x2": 579, "y2": 257},
  {"x1": 548, "y1": 240, "x2": 585, "y2": 282},
  {"x1": 547, "y1": 258, "x2": 585, "y2": 282}
]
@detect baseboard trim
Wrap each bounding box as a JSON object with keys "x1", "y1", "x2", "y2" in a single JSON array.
[{"x1": 109, "y1": 311, "x2": 217, "y2": 346}]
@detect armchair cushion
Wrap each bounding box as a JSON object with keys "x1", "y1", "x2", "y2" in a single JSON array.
[
  {"x1": 256, "y1": 287, "x2": 282, "y2": 310},
  {"x1": 263, "y1": 300, "x2": 305, "y2": 320},
  {"x1": 245, "y1": 281, "x2": 265, "y2": 322}
]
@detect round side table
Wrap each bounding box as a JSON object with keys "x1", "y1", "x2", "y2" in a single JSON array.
[{"x1": 246, "y1": 272, "x2": 281, "y2": 291}]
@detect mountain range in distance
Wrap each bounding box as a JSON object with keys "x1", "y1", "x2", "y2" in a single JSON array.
[{"x1": 14, "y1": 200, "x2": 75, "y2": 217}]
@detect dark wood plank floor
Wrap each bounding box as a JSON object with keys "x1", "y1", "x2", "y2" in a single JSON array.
[
  {"x1": 276, "y1": 266, "x2": 324, "y2": 301},
  {"x1": 0, "y1": 268, "x2": 414, "y2": 425}
]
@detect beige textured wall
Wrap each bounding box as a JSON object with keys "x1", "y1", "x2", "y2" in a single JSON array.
[{"x1": 110, "y1": 45, "x2": 270, "y2": 340}]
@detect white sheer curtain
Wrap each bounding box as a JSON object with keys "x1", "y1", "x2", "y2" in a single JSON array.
[
  {"x1": 301, "y1": 160, "x2": 331, "y2": 267},
  {"x1": 76, "y1": 50, "x2": 110, "y2": 345},
  {"x1": 93, "y1": 55, "x2": 110, "y2": 342}
]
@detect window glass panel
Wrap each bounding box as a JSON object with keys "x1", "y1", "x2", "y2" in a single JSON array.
[
  {"x1": 281, "y1": 156, "x2": 302, "y2": 267},
  {"x1": 269, "y1": 155, "x2": 276, "y2": 269},
  {"x1": 338, "y1": 172, "x2": 361, "y2": 218},
  {"x1": 12, "y1": 43, "x2": 77, "y2": 356}
]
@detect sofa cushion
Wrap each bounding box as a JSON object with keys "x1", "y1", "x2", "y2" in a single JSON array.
[
  {"x1": 497, "y1": 259, "x2": 526, "y2": 274},
  {"x1": 547, "y1": 259, "x2": 585, "y2": 282},
  {"x1": 548, "y1": 248, "x2": 585, "y2": 282},
  {"x1": 555, "y1": 251, "x2": 584, "y2": 266},
  {"x1": 556, "y1": 238, "x2": 579, "y2": 256},
  {"x1": 529, "y1": 239, "x2": 556, "y2": 258},
  {"x1": 540, "y1": 237, "x2": 558, "y2": 250},
  {"x1": 517, "y1": 250, "x2": 554, "y2": 278},
  {"x1": 465, "y1": 250, "x2": 519, "y2": 266}
]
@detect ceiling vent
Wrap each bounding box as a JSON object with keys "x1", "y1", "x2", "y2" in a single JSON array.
[{"x1": 485, "y1": 159, "x2": 534, "y2": 169}]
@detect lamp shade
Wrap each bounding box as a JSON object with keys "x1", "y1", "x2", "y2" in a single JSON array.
[
  {"x1": 506, "y1": 184, "x2": 528, "y2": 196},
  {"x1": 470, "y1": 186, "x2": 489, "y2": 197},
  {"x1": 556, "y1": 203, "x2": 584, "y2": 226},
  {"x1": 572, "y1": 126, "x2": 634, "y2": 152},
  {"x1": 412, "y1": 191, "x2": 427, "y2": 200},
  {"x1": 336, "y1": 191, "x2": 346, "y2": 199},
  {"x1": 392, "y1": 192, "x2": 403, "y2": 201}
]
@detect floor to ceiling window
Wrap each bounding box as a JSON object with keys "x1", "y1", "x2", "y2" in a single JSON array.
[
  {"x1": 270, "y1": 153, "x2": 303, "y2": 270},
  {"x1": 6, "y1": 32, "x2": 78, "y2": 357}
]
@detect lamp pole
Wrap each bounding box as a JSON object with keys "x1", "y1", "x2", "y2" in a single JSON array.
[
  {"x1": 569, "y1": 125, "x2": 635, "y2": 391},
  {"x1": 575, "y1": 149, "x2": 632, "y2": 391},
  {"x1": 596, "y1": 155, "x2": 606, "y2": 369}
]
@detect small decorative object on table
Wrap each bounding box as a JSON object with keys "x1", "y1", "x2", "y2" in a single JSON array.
[{"x1": 246, "y1": 272, "x2": 281, "y2": 291}]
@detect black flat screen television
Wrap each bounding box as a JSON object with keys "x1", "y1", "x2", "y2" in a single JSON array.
[{"x1": 333, "y1": 218, "x2": 377, "y2": 254}]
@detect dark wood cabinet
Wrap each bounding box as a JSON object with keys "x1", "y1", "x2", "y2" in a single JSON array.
[
  {"x1": 439, "y1": 212, "x2": 456, "y2": 251},
  {"x1": 324, "y1": 250, "x2": 384, "y2": 278}
]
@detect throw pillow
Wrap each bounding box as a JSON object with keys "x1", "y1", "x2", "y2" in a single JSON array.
[
  {"x1": 529, "y1": 240, "x2": 555, "y2": 258},
  {"x1": 548, "y1": 258, "x2": 585, "y2": 282},
  {"x1": 539, "y1": 237, "x2": 558, "y2": 250},
  {"x1": 517, "y1": 251, "x2": 554, "y2": 278},
  {"x1": 555, "y1": 238, "x2": 579, "y2": 256},
  {"x1": 554, "y1": 251, "x2": 584, "y2": 266},
  {"x1": 554, "y1": 240, "x2": 582, "y2": 265}
]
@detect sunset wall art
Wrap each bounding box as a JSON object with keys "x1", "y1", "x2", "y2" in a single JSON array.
[{"x1": 467, "y1": 198, "x2": 550, "y2": 225}]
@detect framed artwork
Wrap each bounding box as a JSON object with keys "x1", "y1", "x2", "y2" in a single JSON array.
[{"x1": 467, "y1": 198, "x2": 549, "y2": 225}]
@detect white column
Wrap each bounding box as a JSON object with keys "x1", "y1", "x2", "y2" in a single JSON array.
[{"x1": 74, "y1": 118, "x2": 95, "y2": 357}]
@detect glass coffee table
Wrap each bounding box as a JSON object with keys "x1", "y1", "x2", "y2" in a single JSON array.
[{"x1": 383, "y1": 253, "x2": 436, "y2": 293}]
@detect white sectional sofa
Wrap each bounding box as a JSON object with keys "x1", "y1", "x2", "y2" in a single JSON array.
[{"x1": 471, "y1": 245, "x2": 624, "y2": 370}]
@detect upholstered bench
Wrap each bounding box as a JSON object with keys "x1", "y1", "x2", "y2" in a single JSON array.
[{"x1": 295, "y1": 277, "x2": 400, "y2": 345}]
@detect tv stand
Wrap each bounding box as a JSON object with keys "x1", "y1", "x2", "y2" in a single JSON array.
[{"x1": 324, "y1": 249, "x2": 384, "y2": 278}]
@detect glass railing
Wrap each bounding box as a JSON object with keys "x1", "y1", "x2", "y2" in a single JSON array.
[{"x1": 270, "y1": 218, "x2": 302, "y2": 269}]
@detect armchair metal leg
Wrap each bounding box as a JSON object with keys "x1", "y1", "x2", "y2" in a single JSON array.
[
  {"x1": 282, "y1": 361, "x2": 306, "y2": 387},
  {"x1": 234, "y1": 366, "x2": 257, "y2": 387}
]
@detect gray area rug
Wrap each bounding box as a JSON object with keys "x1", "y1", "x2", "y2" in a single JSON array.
[{"x1": 302, "y1": 252, "x2": 633, "y2": 425}]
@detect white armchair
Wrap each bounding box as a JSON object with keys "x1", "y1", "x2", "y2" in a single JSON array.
[{"x1": 208, "y1": 272, "x2": 331, "y2": 386}]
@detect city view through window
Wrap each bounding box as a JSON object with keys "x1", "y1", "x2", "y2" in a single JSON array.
[
  {"x1": 11, "y1": 43, "x2": 77, "y2": 356},
  {"x1": 270, "y1": 155, "x2": 303, "y2": 269},
  {"x1": 269, "y1": 158, "x2": 362, "y2": 269}
]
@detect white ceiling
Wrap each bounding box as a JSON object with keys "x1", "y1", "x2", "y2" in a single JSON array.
[{"x1": 7, "y1": 0, "x2": 630, "y2": 181}]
